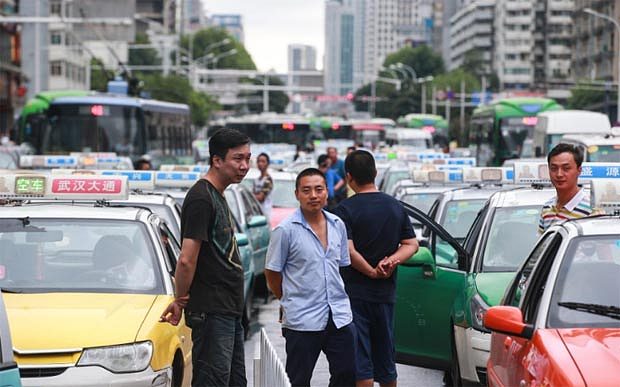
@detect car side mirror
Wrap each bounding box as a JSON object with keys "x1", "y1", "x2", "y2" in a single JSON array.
[
  {"x1": 402, "y1": 246, "x2": 436, "y2": 279},
  {"x1": 247, "y1": 215, "x2": 267, "y2": 228},
  {"x1": 484, "y1": 306, "x2": 533, "y2": 339},
  {"x1": 235, "y1": 233, "x2": 249, "y2": 247}
]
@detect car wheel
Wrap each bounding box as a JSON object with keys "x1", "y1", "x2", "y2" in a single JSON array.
[
  {"x1": 171, "y1": 351, "x2": 184, "y2": 387},
  {"x1": 446, "y1": 328, "x2": 462, "y2": 387}
]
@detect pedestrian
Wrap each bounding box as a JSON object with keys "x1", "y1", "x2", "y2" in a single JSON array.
[
  {"x1": 317, "y1": 154, "x2": 344, "y2": 210},
  {"x1": 264, "y1": 167, "x2": 356, "y2": 387},
  {"x1": 332, "y1": 150, "x2": 418, "y2": 387},
  {"x1": 253, "y1": 152, "x2": 274, "y2": 220},
  {"x1": 327, "y1": 146, "x2": 346, "y2": 202},
  {"x1": 134, "y1": 155, "x2": 152, "y2": 170},
  {"x1": 160, "y1": 128, "x2": 251, "y2": 387},
  {"x1": 538, "y1": 143, "x2": 604, "y2": 235}
]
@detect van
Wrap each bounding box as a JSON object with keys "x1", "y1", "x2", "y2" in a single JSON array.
[
  {"x1": 534, "y1": 110, "x2": 611, "y2": 156},
  {"x1": 560, "y1": 134, "x2": 620, "y2": 162},
  {"x1": 385, "y1": 128, "x2": 433, "y2": 149}
]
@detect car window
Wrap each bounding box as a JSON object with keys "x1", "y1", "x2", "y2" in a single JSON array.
[
  {"x1": 0, "y1": 218, "x2": 164, "y2": 294},
  {"x1": 159, "y1": 223, "x2": 179, "y2": 273},
  {"x1": 504, "y1": 232, "x2": 560, "y2": 308},
  {"x1": 241, "y1": 189, "x2": 262, "y2": 217},
  {"x1": 147, "y1": 203, "x2": 180, "y2": 241},
  {"x1": 272, "y1": 179, "x2": 297, "y2": 208},
  {"x1": 439, "y1": 199, "x2": 486, "y2": 240},
  {"x1": 548, "y1": 236, "x2": 620, "y2": 328},
  {"x1": 480, "y1": 206, "x2": 541, "y2": 272},
  {"x1": 463, "y1": 203, "x2": 487, "y2": 259},
  {"x1": 401, "y1": 192, "x2": 440, "y2": 214}
]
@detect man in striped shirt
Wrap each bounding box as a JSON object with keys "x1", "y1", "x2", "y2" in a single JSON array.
[{"x1": 538, "y1": 143, "x2": 604, "y2": 234}]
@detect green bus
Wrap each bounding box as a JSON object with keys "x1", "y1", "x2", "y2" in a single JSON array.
[
  {"x1": 13, "y1": 90, "x2": 91, "y2": 153},
  {"x1": 397, "y1": 113, "x2": 449, "y2": 148},
  {"x1": 469, "y1": 97, "x2": 563, "y2": 166}
]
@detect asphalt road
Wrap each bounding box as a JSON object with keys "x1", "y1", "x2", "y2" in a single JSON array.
[{"x1": 244, "y1": 298, "x2": 444, "y2": 386}]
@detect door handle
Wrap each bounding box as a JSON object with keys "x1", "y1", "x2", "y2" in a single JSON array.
[{"x1": 503, "y1": 336, "x2": 513, "y2": 349}]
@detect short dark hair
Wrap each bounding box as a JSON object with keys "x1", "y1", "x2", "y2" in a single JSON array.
[
  {"x1": 208, "y1": 128, "x2": 250, "y2": 165},
  {"x1": 345, "y1": 150, "x2": 377, "y2": 185},
  {"x1": 295, "y1": 167, "x2": 326, "y2": 190},
  {"x1": 547, "y1": 143, "x2": 584, "y2": 167},
  {"x1": 257, "y1": 152, "x2": 270, "y2": 164},
  {"x1": 317, "y1": 154, "x2": 329, "y2": 167}
]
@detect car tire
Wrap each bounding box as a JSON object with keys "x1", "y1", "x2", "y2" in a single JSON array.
[
  {"x1": 446, "y1": 328, "x2": 462, "y2": 387},
  {"x1": 242, "y1": 279, "x2": 255, "y2": 341},
  {"x1": 171, "y1": 351, "x2": 184, "y2": 387}
]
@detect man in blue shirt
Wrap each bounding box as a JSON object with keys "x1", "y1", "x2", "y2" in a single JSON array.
[
  {"x1": 332, "y1": 150, "x2": 418, "y2": 387},
  {"x1": 318, "y1": 154, "x2": 344, "y2": 210},
  {"x1": 265, "y1": 168, "x2": 356, "y2": 387},
  {"x1": 327, "y1": 146, "x2": 346, "y2": 201}
]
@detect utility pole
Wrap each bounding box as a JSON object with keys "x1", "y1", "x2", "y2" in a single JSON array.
[
  {"x1": 263, "y1": 74, "x2": 269, "y2": 112},
  {"x1": 446, "y1": 88, "x2": 451, "y2": 126},
  {"x1": 370, "y1": 79, "x2": 377, "y2": 117},
  {"x1": 432, "y1": 85, "x2": 437, "y2": 115},
  {"x1": 460, "y1": 80, "x2": 465, "y2": 134}
]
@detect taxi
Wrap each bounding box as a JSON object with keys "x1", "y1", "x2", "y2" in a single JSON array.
[
  {"x1": 0, "y1": 174, "x2": 192, "y2": 386},
  {"x1": 0, "y1": 290, "x2": 21, "y2": 386},
  {"x1": 242, "y1": 169, "x2": 297, "y2": 229},
  {"x1": 484, "y1": 177, "x2": 620, "y2": 387}
]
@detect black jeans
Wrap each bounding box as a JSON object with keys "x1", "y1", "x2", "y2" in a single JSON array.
[
  {"x1": 186, "y1": 311, "x2": 247, "y2": 387},
  {"x1": 282, "y1": 318, "x2": 356, "y2": 387}
]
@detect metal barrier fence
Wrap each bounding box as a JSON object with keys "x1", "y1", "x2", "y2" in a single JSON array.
[{"x1": 253, "y1": 328, "x2": 291, "y2": 387}]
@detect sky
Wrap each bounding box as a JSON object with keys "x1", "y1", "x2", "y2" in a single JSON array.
[{"x1": 203, "y1": 0, "x2": 324, "y2": 73}]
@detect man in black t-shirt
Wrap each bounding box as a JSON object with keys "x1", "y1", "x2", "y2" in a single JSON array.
[
  {"x1": 160, "y1": 128, "x2": 251, "y2": 387},
  {"x1": 332, "y1": 150, "x2": 418, "y2": 387}
]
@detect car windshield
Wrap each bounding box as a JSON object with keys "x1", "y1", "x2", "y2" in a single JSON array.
[
  {"x1": 548, "y1": 235, "x2": 620, "y2": 328},
  {"x1": 383, "y1": 170, "x2": 409, "y2": 195},
  {"x1": 480, "y1": 206, "x2": 541, "y2": 272},
  {"x1": 272, "y1": 179, "x2": 297, "y2": 208},
  {"x1": 0, "y1": 218, "x2": 163, "y2": 294},
  {"x1": 0, "y1": 152, "x2": 16, "y2": 169},
  {"x1": 402, "y1": 192, "x2": 440, "y2": 214},
  {"x1": 439, "y1": 199, "x2": 486, "y2": 240},
  {"x1": 224, "y1": 189, "x2": 241, "y2": 222},
  {"x1": 587, "y1": 145, "x2": 620, "y2": 162}
]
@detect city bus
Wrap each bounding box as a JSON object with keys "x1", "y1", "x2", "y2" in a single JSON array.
[
  {"x1": 397, "y1": 113, "x2": 449, "y2": 148},
  {"x1": 469, "y1": 97, "x2": 563, "y2": 166},
  {"x1": 211, "y1": 113, "x2": 325, "y2": 148},
  {"x1": 15, "y1": 92, "x2": 192, "y2": 167},
  {"x1": 351, "y1": 118, "x2": 395, "y2": 148}
]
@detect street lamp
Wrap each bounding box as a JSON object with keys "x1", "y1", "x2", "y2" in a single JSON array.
[
  {"x1": 416, "y1": 76, "x2": 434, "y2": 114},
  {"x1": 396, "y1": 63, "x2": 417, "y2": 81},
  {"x1": 208, "y1": 48, "x2": 238, "y2": 69},
  {"x1": 193, "y1": 38, "x2": 232, "y2": 66},
  {"x1": 584, "y1": 7, "x2": 620, "y2": 122}
]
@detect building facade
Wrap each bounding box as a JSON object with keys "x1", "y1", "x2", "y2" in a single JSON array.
[
  {"x1": 0, "y1": 0, "x2": 23, "y2": 136},
  {"x1": 573, "y1": 0, "x2": 619, "y2": 83},
  {"x1": 449, "y1": 0, "x2": 494, "y2": 72},
  {"x1": 324, "y1": 0, "x2": 356, "y2": 95},
  {"x1": 210, "y1": 14, "x2": 244, "y2": 43}
]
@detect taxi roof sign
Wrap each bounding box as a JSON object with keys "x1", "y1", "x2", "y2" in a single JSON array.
[
  {"x1": 99, "y1": 170, "x2": 155, "y2": 190},
  {"x1": 512, "y1": 162, "x2": 550, "y2": 185},
  {"x1": 410, "y1": 169, "x2": 462, "y2": 184},
  {"x1": 590, "y1": 179, "x2": 620, "y2": 211},
  {"x1": 0, "y1": 174, "x2": 128, "y2": 200},
  {"x1": 19, "y1": 155, "x2": 78, "y2": 168},
  {"x1": 155, "y1": 172, "x2": 201, "y2": 188},
  {"x1": 578, "y1": 162, "x2": 620, "y2": 184},
  {"x1": 462, "y1": 167, "x2": 511, "y2": 184},
  {"x1": 159, "y1": 164, "x2": 209, "y2": 173}
]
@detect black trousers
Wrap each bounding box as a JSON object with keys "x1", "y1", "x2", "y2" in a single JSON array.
[{"x1": 282, "y1": 317, "x2": 356, "y2": 387}]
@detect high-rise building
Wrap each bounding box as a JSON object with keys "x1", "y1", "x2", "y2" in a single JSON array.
[
  {"x1": 449, "y1": 0, "x2": 494, "y2": 71},
  {"x1": 184, "y1": 0, "x2": 206, "y2": 33},
  {"x1": 210, "y1": 14, "x2": 244, "y2": 43},
  {"x1": 324, "y1": 0, "x2": 356, "y2": 95},
  {"x1": 574, "y1": 0, "x2": 619, "y2": 83},
  {"x1": 0, "y1": 0, "x2": 23, "y2": 136},
  {"x1": 441, "y1": 0, "x2": 463, "y2": 68},
  {"x1": 288, "y1": 44, "x2": 317, "y2": 71},
  {"x1": 494, "y1": 0, "x2": 573, "y2": 91}
]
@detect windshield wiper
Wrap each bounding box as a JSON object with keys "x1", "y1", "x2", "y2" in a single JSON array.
[
  {"x1": 0, "y1": 287, "x2": 22, "y2": 294},
  {"x1": 558, "y1": 302, "x2": 620, "y2": 320}
]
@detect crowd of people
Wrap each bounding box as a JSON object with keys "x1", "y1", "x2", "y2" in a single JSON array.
[{"x1": 159, "y1": 127, "x2": 600, "y2": 387}]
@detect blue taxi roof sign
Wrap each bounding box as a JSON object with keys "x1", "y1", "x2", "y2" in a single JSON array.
[
  {"x1": 99, "y1": 170, "x2": 155, "y2": 190},
  {"x1": 578, "y1": 162, "x2": 620, "y2": 184},
  {"x1": 159, "y1": 164, "x2": 209, "y2": 173},
  {"x1": 155, "y1": 172, "x2": 200, "y2": 188},
  {"x1": 19, "y1": 155, "x2": 78, "y2": 168}
]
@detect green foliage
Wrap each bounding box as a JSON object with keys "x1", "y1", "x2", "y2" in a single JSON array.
[
  {"x1": 431, "y1": 69, "x2": 481, "y2": 93},
  {"x1": 460, "y1": 49, "x2": 500, "y2": 91},
  {"x1": 90, "y1": 57, "x2": 113, "y2": 92},
  {"x1": 140, "y1": 74, "x2": 219, "y2": 127},
  {"x1": 239, "y1": 76, "x2": 289, "y2": 113},
  {"x1": 128, "y1": 33, "x2": 161, "y2": 67},
  {"x1": 567, "y1": 82, "x2": 613, "y2": 110},
  {"x1": 181, "y1": 27, "x2": 256, "y2": 70},
  {"x1": 383, "y1": 45, "x2": 445, "y2": 78}
]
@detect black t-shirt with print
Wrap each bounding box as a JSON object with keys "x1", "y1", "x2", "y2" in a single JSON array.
[{"x1": 181, "y1": 179, "x2": 244, "y2": 316}]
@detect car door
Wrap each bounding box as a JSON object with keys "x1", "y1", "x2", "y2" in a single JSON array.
[
  {"x1": 488, "y1": 231, "x2": 563, "y2": 386},
  {"x1": 395, "y1": 201, "x2": 469, "y2": 369},
  {"x1": 239, "y1": 188, "x2": 270, "y2": 276}
]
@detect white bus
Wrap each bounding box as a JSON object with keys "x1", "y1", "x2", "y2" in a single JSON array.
[
  {"x1": 385, "y1": 128, "x2": 433, "y2": 149},
  {"x1": 560, "y1": 134, "x2": 620, "y2": 162},
  {"x1": 533, "y1": 110, "x2": 611, "y2": 156}
]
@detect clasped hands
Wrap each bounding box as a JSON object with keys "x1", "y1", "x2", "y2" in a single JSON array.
[{"x1": 368, "y1": 256, "x2": 398, "y2": 279}]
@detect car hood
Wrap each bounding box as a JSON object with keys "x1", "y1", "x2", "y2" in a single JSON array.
[
  {"x1": 474, "y1": 272, "x2": 515, "y2": 306},
  {"x1": 270, "y1": 207, "x2": 296, "y2": 229},
  {"x1": 559, "y1": 328, "x2": 620, "y2": 386},
  {"x1": 5, "y1": 293, "x2": 157, "y2": 352}
]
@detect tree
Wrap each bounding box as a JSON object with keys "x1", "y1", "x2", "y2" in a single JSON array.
[
  {"x1": 128, "y1": 33, "x2": 161, "y2": 68},
  {"x1": 181, "y1": 27, "x2": 255, "y2": 70},
  {"x1": 460, "y1": 49, "x2": 500, "y2": 91},
  {"x1": 90, "y1": 57, "x2": 114, "y2": 92},
  {"x1": 383, "y1": 45, "x2": 445, "y2": 79},
  {"x1": 240, "y1": 76, "x2": 290, "y2": 113},
  {"x1": 567, "y1": 82, "x2": 613, "y2": 113}
]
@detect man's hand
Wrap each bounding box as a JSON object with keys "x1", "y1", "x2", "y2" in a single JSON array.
[
  {"x1": 377, "y1": 256, "x2": 398, "y2": 278},
  {"x1": 159, "y1": 295, "x2": 189, "y2": 326}
]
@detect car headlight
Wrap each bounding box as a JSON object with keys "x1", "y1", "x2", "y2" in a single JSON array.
[
  {"x1": 470, "y1": 293, "x2": 490, "y2": 333},
  {"x1": 77, "y1": 341, "x2": 153, "y2": 373}
]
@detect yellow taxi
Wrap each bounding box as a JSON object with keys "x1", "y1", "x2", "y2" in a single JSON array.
[{"x1": 0, "y1": 173, "x2": 191, "y2": 386}]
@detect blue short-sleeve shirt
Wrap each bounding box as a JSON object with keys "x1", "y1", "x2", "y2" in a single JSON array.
[{"x1": 265, "y1": 208, "x2": 352, "y2": 331}]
